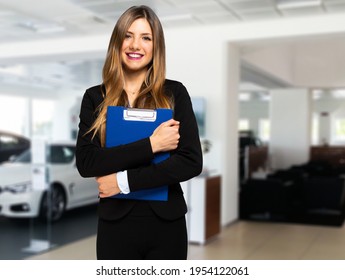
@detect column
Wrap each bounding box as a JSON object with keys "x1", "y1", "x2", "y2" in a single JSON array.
[{"x1": 269, "y1": 88, "x2": 312, "y2": 170}]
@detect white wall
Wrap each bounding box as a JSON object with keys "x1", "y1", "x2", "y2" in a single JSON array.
[
  {"x1": 224, "y1": 44, "x2": 240, "y2": 223},
  {"x1": 165, "y1": 29, "x2": 240, "y2": 225},
  {"x1": 293, "y1": 39, "x2": 345, "y2": 87},
  {"x1": 241, "y1": 37, "x2": 345, "y2": 89}
]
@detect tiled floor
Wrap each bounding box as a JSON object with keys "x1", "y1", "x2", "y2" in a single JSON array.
[{"x1": 27, "y1": 220, "x2": 345, "y2": 260}]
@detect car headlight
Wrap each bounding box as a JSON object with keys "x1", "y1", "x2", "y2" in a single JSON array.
[{"x1": 3, "y1": 182, "x2": 32, "y2": 194}]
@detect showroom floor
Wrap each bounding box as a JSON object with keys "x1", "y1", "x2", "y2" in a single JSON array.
[
  {"x1": 0, "y1": 204, "x2": 98, "y2": 260},
  {"x1": 26, "y1": 220, "x2": 345, "y2": 260}
]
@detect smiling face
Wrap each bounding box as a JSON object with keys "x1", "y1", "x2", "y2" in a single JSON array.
[{"x1": 121, "y1": 18, "x2": 153, "y2": 75}]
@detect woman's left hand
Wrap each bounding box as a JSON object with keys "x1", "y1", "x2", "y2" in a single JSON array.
[{"x1": 96, "y1": 173, "x2": 121, "y2": 198}]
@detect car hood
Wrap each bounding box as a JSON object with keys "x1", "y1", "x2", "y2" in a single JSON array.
[{"x1": 0, "y1": 163, "x2": 32, "y2": 185}]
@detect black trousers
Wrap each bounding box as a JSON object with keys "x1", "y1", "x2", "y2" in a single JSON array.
[{"x1": 96, "y1": 201, "x2": 188, "y2": 260}]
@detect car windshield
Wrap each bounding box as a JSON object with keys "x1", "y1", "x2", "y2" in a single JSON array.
[{"x1": 12, "y1": 145, "x2": 75, "y2": 164}]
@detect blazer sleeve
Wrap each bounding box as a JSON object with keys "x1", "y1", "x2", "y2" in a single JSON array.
[
  {"x1": 75, "y1": 88, "x2": 154, "y2": 178},
  {"x1": 127, "y1": 82, "x2": 203, "y2": 192}
]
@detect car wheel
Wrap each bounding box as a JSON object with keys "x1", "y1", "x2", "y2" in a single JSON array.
[{"x1": 39, "y1": 185, "x2": 66, "y2": 222}]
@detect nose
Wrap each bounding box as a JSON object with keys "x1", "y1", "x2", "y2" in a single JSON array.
[{"x1": 129, "y1": 37, "x2": 140, "y2": 50}]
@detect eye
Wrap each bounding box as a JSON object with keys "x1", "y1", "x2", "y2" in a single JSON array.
[
  {"x1": 143, "y1": 36, "x2": 152, "y2": 41},
  {"x1": 125, "y1": 33, "x2": 132, "y2": 39}
]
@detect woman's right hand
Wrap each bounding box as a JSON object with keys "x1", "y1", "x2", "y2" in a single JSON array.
[
  {"x1": 150, "y1": 119, "x2": 180, "y2": 153},
  {"x1": 96, "y1": 173, "x2": 120, "y2": 198}
]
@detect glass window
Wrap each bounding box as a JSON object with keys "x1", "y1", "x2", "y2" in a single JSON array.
[
  {"x1": 14, "y1": 145, "x2": 75, "y2": 164},
  {"x1": 311, "y1": 115, "x2": 319, "y2": 145},
  {"x1": 32, "y1": 99, "x2": 55, "y2": 137},
  {"x1": 334, "y1": 118, "x2": 345, "y2": 141},
  {"x1": 0, "y1": 95, "x2": 27, "y2": 135},
  {"x1": 0, "y1": 135, "x2": 19, "y2": 149},
  {"x1": 239, "y1": 119, "x2": 249, "y2": 131},
  {"x1": 50, "y1": 145, "x2": 75, "y2": 163},
  {"x1": 259, "y1": 119, "x2": 270, "y2": 142},
  {"x1": 13, "y1": 149, "x2": 30, "y2": 163}
]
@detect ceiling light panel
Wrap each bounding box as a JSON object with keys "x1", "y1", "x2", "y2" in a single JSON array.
[
  {"x1": 239, "y1": 9, "x2": 281, "y2": 21},
  {"x1": 165, "y1": 0, "x2": 223, "y2": 14},
  {"x1": 279, "y1": 5, "x2": 324, "y2": 16},
  {"x1": 72, "y1": 0, "x2": 162, "y2": 21},
  {"x1": 163, "y1": 0, "x2": 235, "y2": 24},
  {"x1": 75, "y1": 2, "x2": 128, "y2": 16},
  {"x1": 179, "y1": 2, "x2": 229, "y2": 15},
  {"x1": 167, "y1": 0, "x2": 217, "y2": 8},
  {"x1": 77, "y1": 0, "x2": 159, "y2": 10},
  {"x1": 219, "y1": 0, "x2": 274, "y2": 12},
  {"x1": 219, "y1": 0, "x2": 280, "y2": 20},
  {"x1": 161, "y1": 19, "x2": 199, "y2": 29},
  {"x1": 195, "y1": 11, "x2": 239, "y2": 24},
  {"x1": 148, "y1": 1, "x2": 186, "y2": 19},
  {"x1": 276, "y1": 0, "x2": 322, "y2": 9},
  {"x1": 70, "y1": 0, "x2": 113, "y2": 3},
  {"x1": 158, "y1": 6, "x2": 200, "y2": 28}
]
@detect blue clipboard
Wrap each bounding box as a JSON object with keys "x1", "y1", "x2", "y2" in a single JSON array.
[{"x1": 105, "y1": 106, "x2": 173, "y2": 201}]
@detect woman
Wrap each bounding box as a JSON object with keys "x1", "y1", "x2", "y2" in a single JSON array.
[{"x1": 76, "y1": 5, "x2": 202, "y2": 260}]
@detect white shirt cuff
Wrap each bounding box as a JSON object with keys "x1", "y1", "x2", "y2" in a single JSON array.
[{"x1": 117, "y1": 171, "x2": 130, "y2": 194}]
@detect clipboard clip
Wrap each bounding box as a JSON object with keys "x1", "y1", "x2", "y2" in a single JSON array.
[{"x1": 123, "y1": 108, "x2": 157, "y2": 122}]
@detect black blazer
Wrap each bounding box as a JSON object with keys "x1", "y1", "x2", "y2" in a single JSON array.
[{"x1": 75, "y1": 79, "x2": 203, "y2": 221}]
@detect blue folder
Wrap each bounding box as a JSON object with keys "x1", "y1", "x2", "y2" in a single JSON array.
[{"x1": 105, "y1": 106, "x2": 173, "y2": 201}]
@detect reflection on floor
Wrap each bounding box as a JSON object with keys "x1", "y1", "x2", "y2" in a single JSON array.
[{"x1": 27, "y1": 220, "x2": 345, "y2": 260}]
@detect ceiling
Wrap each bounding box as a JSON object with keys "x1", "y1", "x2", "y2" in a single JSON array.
[
  {"x1": 1, "y1": 0, "x2": 345, "y2": 96},
  {"x1": 1, "y1": 0, "x2": 345, "y2": 43}
]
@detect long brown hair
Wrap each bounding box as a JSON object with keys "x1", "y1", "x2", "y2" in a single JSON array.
[{"x1": 88, "y1": 5, "x2": 171, "y2": 146}]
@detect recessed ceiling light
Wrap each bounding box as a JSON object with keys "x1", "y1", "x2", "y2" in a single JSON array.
[{"x1": 276, "y1": 0, "x2": 322, "y2": 9}]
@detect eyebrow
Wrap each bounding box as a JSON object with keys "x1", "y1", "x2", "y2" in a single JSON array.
[{"x1": 126, "y1": 31, "x2": 152, "y2": 36}]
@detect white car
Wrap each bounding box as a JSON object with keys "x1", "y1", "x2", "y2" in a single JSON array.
[{"x1": 0, "y1": 142, "x2": 99, "y2": 222}]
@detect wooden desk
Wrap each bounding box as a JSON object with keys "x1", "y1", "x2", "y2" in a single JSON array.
[{"x1": 182, "y1": 175, "x2": 221, "y2": 244}]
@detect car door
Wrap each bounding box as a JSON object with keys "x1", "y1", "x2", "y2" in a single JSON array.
[
  {"x1": 69, "y1": 157, "x2": 99, "y2": 206},
  {"x1": 50, "y1": 145, "x2": 98, "y2": 208}
]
